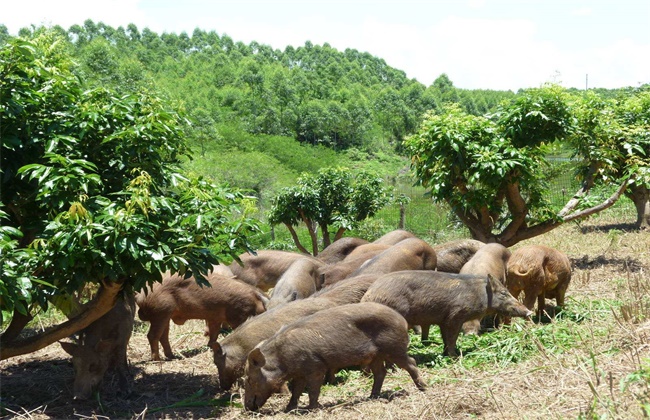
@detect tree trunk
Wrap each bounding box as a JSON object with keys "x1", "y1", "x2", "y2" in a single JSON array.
[
  {"x1": 320, "y1": 223, "x2": 331, "y2": 250},
  {"x1": 0, "y1": 281, "x2": 123, "y2": 360},
  {"x1": 399, "y1": 204, "x2": 406, "y2": 229},
  {"x1": 627, "y1": 184, "x2": 650, "y2": 230},
  {"x1": 284, "y1": 223, "x2": 310, "y2": 254}
]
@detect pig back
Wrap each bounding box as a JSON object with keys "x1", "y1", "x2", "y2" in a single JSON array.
[
  {"x1": 459, "y1": 243, "x2": 511, "y2": 282},
  {"x1": 310, "y1": 274, "x2": 381, "y2": 305},
  {"x1": 361, "y1": 270, "x2": 489, "y2": 325},
  {"x1": 229, "y1": 250, "x2": 319, "y2": 291},
  {"x1": 434, "y1": 239, "x2": 485, "y2": 273},
  {"x1": 352, "y1": 238, "x2": 437, "y2": 277},
  {"x1": 317, "y1": 237, "x2": 369, "y2": 264}
]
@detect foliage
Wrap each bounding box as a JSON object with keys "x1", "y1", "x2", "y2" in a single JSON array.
[
  {"x1": 0, "y1": 33, "x2": 259, "y2": 349},
  {"x1": 267, "y1": 167, "x2": 392, "y2": 254},
  {"x1": 404, "y1": 84, "x2": 640, "y2": 245}
]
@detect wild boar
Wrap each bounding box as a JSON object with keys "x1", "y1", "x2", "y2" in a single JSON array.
[
  {"x1": 372, "y1": 229, "x2": 416, "y2": 245},
  {"x1": 60, "y1": 293, "x2": 135, "y2": 400},
  {"x1": 506, "y1": 245, "x2": 572, "y2": 319},
  {"x1": 316, "y1": 237, "x2": 369, "y2": 264},
  {"x1": 351, "y1": 237, "x2": 437, "y2": 277},
  {"x1": 229, "y1": 250, "x2": 320, "y2": 292},
  {"x1": 267, "y1": 258, "x2": 324, "y2": 309},
  {"x1": 318, "y1": 247, "x2": 387, "y2": 287},
  {"x1": 433, "y1": 239, "x2": 485, "y2": 273},
  {"x1": 212, "y1": 298, "x2": 338, "y2": 391},
  {"x1": 309, "y1": 274, "x2": 381, "y2": 305},
  {"x1": 459, "y1": 243, "x2": 511, "y2": 334},
  {"x1": 136, "y1": 270, "x2": 267, "y2": 361},
  {"x1": 361, "y1": 271, "x2": 532, "y2": 356},
  {"x1": 244, "y1": 302, "x2": 427, "y2": 412}
]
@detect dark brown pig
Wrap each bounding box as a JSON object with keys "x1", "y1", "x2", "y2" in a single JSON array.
[
  {"x1": 244, "y1": 302, "x2": 427, "y2": 412},
  {"x1": 351, "y1": 237, "x2": 437, "y2": 277},
  {"x1": 372, "y1": 229, "x2": 416, "y2": 245},
  {"x1": 212, "y1": 298, "x2": 338, "y2": 391},
  {"x1": 60, "y1": 293, "x2": 135, "y2": 399},
  {"x1": 506, "y1": 245, "x2": 572, "y2": 319},
  {"x1": 361, "y1": 271, "x2": 532, "y2": 357},
  {"x1": 433, "y1": 239, "x2": 485, "y2": 273},
  {"x1": 459, "y1": 243, "x2": 511, "y2": 334},
  {"x1": 316, "y1": 237, "x2": 369, "y2": 264},
  {"x1": 309, "y1": 274, "x2": 381, "y2": 305},
  {"x1": 136, "y1": 270, "x2": 267, "y2": 361},
  {"x1": 229, "y1": 250, "x2": 320, "y2": 292},
  {"x1": 267, "y1": 257, "x2": 324, "y2": 309}
]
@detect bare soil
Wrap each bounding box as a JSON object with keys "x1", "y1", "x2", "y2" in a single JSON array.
[{"x1": 1, "y1": 217, "x2": 649, "y2": 419}]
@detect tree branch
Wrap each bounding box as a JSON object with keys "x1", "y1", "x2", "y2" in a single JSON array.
[
  {"x1": 0, "y1": 308, "x2": 33, "y2": 343},
  {"x1": 284, "y1": 223, "x2": 310, "y2": 254},
  {"x1": 298, "y1": 210, "x2": 318, "y2": 256},
  {"x1": 558, "y1": 162, "x2": 600, "y2": 217},
  {"x1": 500, "y1": 177, "x2": 529, "y2": 242},
  {"x1": 0, "y1": 281, "x2": 124, "y2": 360}
]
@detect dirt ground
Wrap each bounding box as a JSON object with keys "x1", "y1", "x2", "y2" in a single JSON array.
[{"x1": 1, "y1": 217, "x2": 649, "y2": 419}]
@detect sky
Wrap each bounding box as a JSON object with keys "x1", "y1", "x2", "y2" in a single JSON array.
[{"x1": 3, "y1": 0, "x2": 649, "y2": 91}]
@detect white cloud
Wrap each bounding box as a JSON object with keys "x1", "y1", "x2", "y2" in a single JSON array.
[{"x1": 571, "y1": 7, "x2": 593, "y2": 17}]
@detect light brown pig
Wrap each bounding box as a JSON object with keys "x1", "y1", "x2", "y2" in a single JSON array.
[
  {"x1": 267, "y1": 257, "x2": 324, "y2": 309},
  {"x1": 316, "y1": 237, "x2": 369, "y2": 264},
  {"x1": 229, "y1": 250, "x2": 320, "y2": 292},
  {"x1": 136, "y1": 270, "x2": 267, "y2": 361},
  {"x1": 244, "y1": 302, "x2": 427, "y2": 412},
  {"x1": 459, "y1": 243, "x2": 511, "y2": 334},
  {"x1": 60, "y1": 293, "x2": 135, "y2": 399},
  {"x1": 318, "y1": 246, "x2": 388, "y2": 287},
  {"x1": 506, "y1": 245, "x2": 572, "y2": 320},
  {"x1": 433, "y1": 239, "x2": 485, "y2": 273},
  {"x1": 351, "y1": 237, "x2": 437, "y2": 277},
  {"x1": 372, "y1": 229, "x2": 416, "y2": 245}
]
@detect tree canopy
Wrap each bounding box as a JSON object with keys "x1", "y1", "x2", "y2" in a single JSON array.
[
  {"x1": 405, "y1": 84, "x2": 644, "y2": 246},
  {"x1": 0, "y1": 32, "x2": 259, "y2": 359},
  {"x1": 267, "y1": 167, "x2": 392, "y2": 254}
]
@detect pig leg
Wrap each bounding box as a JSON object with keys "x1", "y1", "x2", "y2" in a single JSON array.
[
  {"x1": 440, "y1": 324, "x2": 462, "y2": 357},
  {"x1": 420, "y1": 324, "x2": 431, "y2": 342},
  {"x1": 285, "y1": 376, "x2": 307, "y2": 412},
  {"x1": 147, "y1": 320, "x2": 166, "y2": 361},
  {"x1": 391, "y1": 354, "x2": 427, "y2": 391},
  {"x1": 536, "y1": 290, "x2": 547, "y2": 320},
  {"x1": 368, "y1": 358, "x2": 387, "y2": 398},
  {"x1": 305, "y1": 372, "x2": 325, "y2": 409},
  {"x1": 205, "y1": 319, "x2": 222, "y2": 347},
  {"x1": 159, "y1": 322, "x2": 175, "y2": 359}
]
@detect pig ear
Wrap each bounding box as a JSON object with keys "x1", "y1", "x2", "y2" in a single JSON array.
[
  {"x1": 60, "y1": 341, "x2": 79, "y2": 356},
  {"x1": 289, "y1": 291, "x2": 298, "y2": 302},
  {"x1": 249, "y1": 348, "x2": 266, "y2": 368},
  {"x1": 212, "y1": 341, "x2": 223, "y2": 356}
]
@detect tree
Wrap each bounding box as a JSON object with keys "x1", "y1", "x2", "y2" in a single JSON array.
[
  {"x1": 571, "y1": 89, "x2": 650, "y2": 229},
  {"x1": 268, "y1": 168, "x2": 391, "y2": 255},
  {"x1": 0, "y1": 33, "x2": 259, "y2": 359},
  {"x1": 405, "y1": 85, "x2": 629, "y2": 246}
]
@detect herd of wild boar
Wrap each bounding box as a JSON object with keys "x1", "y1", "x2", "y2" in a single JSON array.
[{"x1": 59, "y1": 230, "x2": 572, "y2": 412}]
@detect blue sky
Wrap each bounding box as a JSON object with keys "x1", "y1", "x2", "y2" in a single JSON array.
[{"x1": 4, "y1": 0, "x2": 649, "y2": 91}]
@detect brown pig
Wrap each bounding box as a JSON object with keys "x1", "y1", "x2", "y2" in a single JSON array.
[
  {"x1": 316, "y1": 237, "x2": 369, "y2": 264},
  {"x1": 351, "y1": 237, "x2": 437, "y2": 277},
  {"x1": 267, "y1": 257, "x2": 324, "y2": 309},
  {"x1": 459, "y1": 243, "x2": 511, "y2": 334},
  {"x1": 229, "y1": 250, "x2": 320, "y2": 292},
  {"x1": 136, "y1": 270, "x2": 267, "y2": 361},
  {"x1": 244, "y1": 302, "x2": 427, "y2": 412},
  {"x1": 433, "y1": 239, "x2": 485, "y2": 273},
  {"x1": 361, "y1": 271, "x2": 532, "y2": 357},
  {"x1": 60, "y1": 293, "x2": 135, "y2": 400},
  {"x1": 309, "y1": 274, "x2": 382, "y2": 305},
  {"x1": 318, "y1": 246, "x2": 388, "y2": 287},
  {"x1": 506, "y1": 245, "x2": 572, "y2": 319},
  {"x1": 372, "y1": 229, "x2": 416, "y2": 245},
  {"x1": 212, "y1": 298, "x2": 338, "y2": 391}
]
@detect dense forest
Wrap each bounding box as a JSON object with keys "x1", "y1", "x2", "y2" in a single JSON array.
[{"x1": 0, "y1": 20, "x2": 641, "y2": 206}]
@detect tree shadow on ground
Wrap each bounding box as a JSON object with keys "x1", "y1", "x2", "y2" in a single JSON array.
[
  {"x1": 571, "y1": 254, "x2": 646, "y2": 272},
  {"x1": 0, "y1": 357, "x2": 230, "y2": 419}
]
